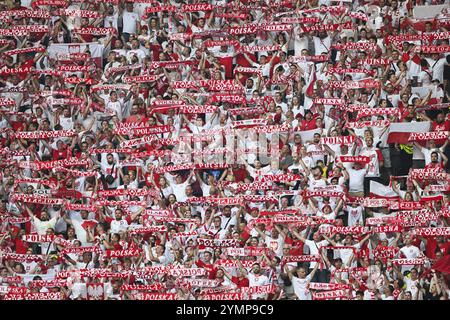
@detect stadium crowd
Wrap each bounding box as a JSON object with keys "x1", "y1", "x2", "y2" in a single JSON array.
[{"x1": 0, "y1": 0, "x2": 449, "y2": 300}]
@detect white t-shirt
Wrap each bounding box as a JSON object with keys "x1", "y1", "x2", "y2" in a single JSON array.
[
  {"x1": 265, "y1": 235, "x2": 284, "y2": 258},
  {"x1": 360, "y1": 146, "x2": 381, "y2": 178},
  {"x1": 292, "y1": 274, "x2": 313, "y2": 300},
  {"x1": 304, "y1": 239, "x2": 329, "y2": 268},
  {"x1": 122, "y1": 11, "x2": 139, "y2": 34},
  {"x1": 110, "y1": 219, "x2": 129, "y2": 234},
  {"x1": 399, "y1": 245, "x2": 421, "y2": 272},
  {"x1": 346, "y1": 205, "x2": 364, "y2": 227},
  {"x1": 171, "y1": 180, "x2": 190, "y2": 202},
  {"x1": 306, "y1": 143, "x2": 325, "y2": 165},
  {"x1": 248, "y1": 273, "x2": 270, "y2": 299}
]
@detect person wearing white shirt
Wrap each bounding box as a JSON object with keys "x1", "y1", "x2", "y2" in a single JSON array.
[
  {"x1": 121, "y1": 2, "x2": 140, "y2": 41},
  {"x1": 238, "y1": 262, "x2": 270, "y2": 300},
  {"x1": 345, "y1": 204, "x2": 364, "y2": 227},
  {"x1": 26, "y1": 209, "x2": 58, "y2": 235},
  {"x1": 285, "y1": 263, "x2": 319, "y2": 300},
  {"x1": 399, "y1": 235, "x2": 423, "y2": 273},
  {"x1": 242, "y1": 52, "x2": 278, "y2": 78},
  {"x1": 425, "y1": 53, "x2": 450, "y2": 83},
  {"x1": 170, "y1": 171, "x2": 195, "y2": 203},
  {"x1": 291, "y1": 229, "x2": 329, "y2": 282}
]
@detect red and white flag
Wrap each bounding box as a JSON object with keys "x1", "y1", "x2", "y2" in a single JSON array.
[
  {"x1": 369, "y1": 181, "x2": 399, "y2": 200},
  {"x1": 387, "y1": 121, "x2": 431, "y2": 144}
]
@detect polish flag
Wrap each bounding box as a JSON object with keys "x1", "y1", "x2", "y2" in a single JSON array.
[
  {"x1": 48, "y1": 42, "x2": 104, "y2": 68},
  {"x1": 305, "y1": 64, "x2": 317, "y2": 97},
  {"x1": 369, "y1": 181, "x2": 399, "y2": 200},
  {"x1": 386, "y1": 121, "x2": 431, "y2": 144}
]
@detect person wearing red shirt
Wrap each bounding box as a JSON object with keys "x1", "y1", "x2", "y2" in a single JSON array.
[
  {"x1": 424, "y1": 151, "x2": 447, "y2": 170},
  {"x1": 196, "y1": 250, "x2": 217, "y2": 279},
  {"x1": 52, "y1": 140, "x2": 71, "y2": 160},
  {"x1": 298, "y1": 110, "x2": 317, "y2": 131},
  {"x1": 220, "y1": 266, "x2": 250, "y2": 288}
]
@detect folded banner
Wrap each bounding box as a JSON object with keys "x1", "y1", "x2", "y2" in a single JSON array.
[
  {"x1": 58, "y1": 9, "x2": 103, "y2": 18},
  {"x1": 197, "y1": 239, "x2": 239, "y2": 247},
  {"x1": 346, "y1": 120, "x2": 390, "y2": 129},
  {"x1": 0, "y1": 253, "x2": 44, "y2": 262},
  {"x1": 200, "y1": 293, "x2": 244, "y2": 300},
  {"x1": 373, "y1": 225, "x2": 403, "y2": 233},
  {"x1": 53, "y1": 167, "x2": 97, "y2": 177},
  {"x1": 129, "y1": 226, "x2": 168, "y2": 234},
  {"x1": 255, "y1": 174, "x2": 302, "y2": 183},
  {"x1": 234, "y1": 66, "x2": 262, "y2": 76},
  {"x1": 22, "y1": 234, "x2": 57, "y2": 243},
  {"x1": 386, "y1": 32, "x2": 450, "y2": 44},
  {"x1": 180, "y1": 279, "x2": 221, "y2": 288},
  {"x1": 301, "y1": 21, "x2": 353, "y2": 33},
  {"x1": 408, "y1": 131, "x2": 449, "y2": 142},
  {"x1": 123, "y1": 74, "x2": 161, "y2": 83},
  {"x1": 0, "y1": 66, "x2": 32, "y2": 75},
  {"x1": 168, "y1": 268, "x2": 207, "y2": 277},
  {"x1": 121, "y1": 283, "x2": 165, "y2": 291},
  {"x1": 0, "y1": 98, "x2": 16, "y2": 106},
  {"x1": 288, "y1": 54, "x2": 330, "y2": 63},
  {"x1": 281, "y1": 17, "x2": 320, "y2": 24},
  {"x1": 203, "y1": 39, "x2": 240, "y2": 48},
  {"x1": 319, "y1": 226, "x2": 371, "y2": 235},
  {"x1": 73, "y1": 27, "x2": 117, "y2": 35},
  {"x1": 214, "y1": 259, "x2": 256, "y2": 268},
  {"x1": 95, "y1": 200, "x2": 146, "y2": 207},
  {"x1": 391, "y1": 258, "x2": 428, "y2": 265},
  {"x1": 28, "y1": 279, "x2": 68, "y2": 288},
  {"x1": 416, "y1": 103, "x2": 450, "y2": 112},
  {"x1": 139, "y1": 293, "x2": 178, "y2": 300},
  {"x1": 60, "y1": 246, "x2": 102, "y2": 255},
  {"x1": 410, "y1": 169, "x2": 448, "y2": 181},
  {"x1": 312, "y1": 289, "x2": 348, "y2": 300},
  {"x1": 309, "y1": 283, "x2": 351, "y2": 290},
  {"x1": 4, "y1": 292, "x2": 63, "y2": 300},
  {"x1": 356, "y1": 108, "x2": 400, "y2": 120},
  {"x1": 104, "y1": 249, "x2": 142, "y2": 258},
  {"x1": 240, "y1": 284, "x2": 276, "y2": 294},
  {"x1": 210, "y1": 94, "x2": 246, "y2": 104},
  {"x1": 333, "y1": 42, "x2": 378, "y2": 50},
  {"x1": 389, "y1": 201, "x2": 424, "y2": 210},
  {"x1": 282, "y1": 255, "x2": 320, "y2": 263},
  {"x1": 3, "y1": 46, "x2": 46, "y2": 56},
  {"x1": 338, "y1": 156, "x2": 371, "y2": 164},
  {"x1": 12, "y1": 129, "x2": 77, "y2": 139},
  {"x1": 65, "y1": 203, "x2": 97, "y2": 212},
  {"x1": 327, "y1": 67, "x2": 375, "y2": 77},
  {"x1": 19, "y1": 158, "x2": 89, "y2": 170},
  {"x1": 240, "y1": 45, "x2": 281, "y2": 53},
  {"x1": 412, "y1": 228, "x2": 450, "y2": 236},
  {"x1": 222, "y1": 247, "x2": 269, "y2": 257},
  {"x1": 321, "y1": 136, "x2": 355, "y2": 145},
  {"x1": 429, "y1": 184, "x2": 450, "y2": 192},
  {"x1": 259, "y1": 209, "x2": 298, "y2": 216},
  {"x1": 12, "y1": 194, "x2": 66, "y2": 205},
  {"x1": 113, "y1": 125, "x2": 171, "y2": 136},
  {"x1": 313, "y1": 98, "x2": 346, "y2": 106},
  {"x1": 329, "y1": 79, "x2": 380, "y2": 89}
]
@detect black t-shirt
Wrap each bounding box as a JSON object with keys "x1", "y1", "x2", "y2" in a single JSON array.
[{"x1": 424, "y1": 292, "x2": 441, "y2": 301}]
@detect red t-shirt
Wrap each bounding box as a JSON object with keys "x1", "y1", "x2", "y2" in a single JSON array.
[
  {"x1": 231, "y1": 276, "x2": 250, "y2": 288},
  {"x1": 432, "y1": 120, "x2": 450, "y2": 145},
  {"x1": 196, "y1": 259, "x2": 217, "y2": 279},
  {"x1": 53, "y1": 148, "x2": 70, "y2": 160}
]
